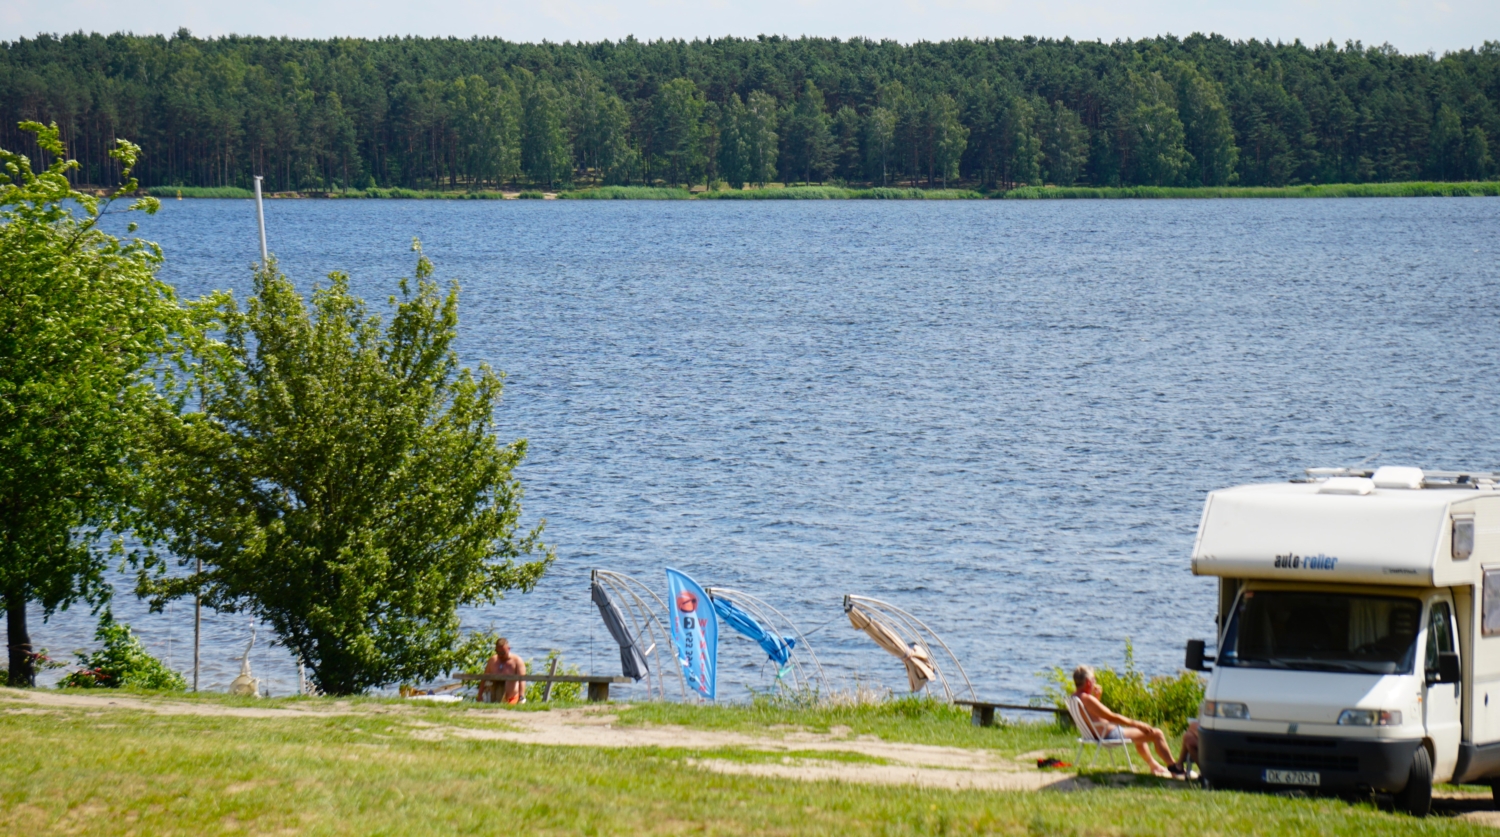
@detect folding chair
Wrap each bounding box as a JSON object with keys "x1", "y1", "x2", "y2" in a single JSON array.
[{"x1": 1065, "y1": 694, "x2": 1134, "y2": 771}]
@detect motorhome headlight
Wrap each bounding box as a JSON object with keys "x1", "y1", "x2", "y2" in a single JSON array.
[
  {"x1": 1202, "y1": 701, "x2": 1249, "y2": 719},
  {"x1": 1336, "y1": 709, "x2": 1402, "y2": 726}
]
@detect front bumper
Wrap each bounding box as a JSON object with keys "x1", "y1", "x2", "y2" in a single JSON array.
[{"x1": 1199, "y1": 728, "x2": 1421, "y2": 793}]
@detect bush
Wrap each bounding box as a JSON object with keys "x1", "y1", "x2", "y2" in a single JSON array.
[
  {"x1": 524, "y1": 651, "x2": 582, "y2": 702},
  {"x1": 516, "y1": 191, "x2": 547, "y2": 199},
  {"x1": 59, "y1": 614, "x2": 187, "y2": 690},
  {"x1": 1041, "y1": 640, "x2": 1203, "y2": 735}
]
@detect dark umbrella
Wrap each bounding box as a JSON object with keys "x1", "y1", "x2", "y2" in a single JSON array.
[{"x1": 591, "y1": 578, "x2": 650, "y2": 681}]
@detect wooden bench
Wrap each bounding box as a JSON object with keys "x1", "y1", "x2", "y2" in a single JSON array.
[
  {"x1": 954, "y1": 699, "x2": 1064, "y2": 727},
  {"x1": 456, "y1": 673, "x2": 633, "y2": 703}
]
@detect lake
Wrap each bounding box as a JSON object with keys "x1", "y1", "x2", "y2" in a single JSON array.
[{"x1": 13, "y1": 196, "x2": 1500, "y2": 702}]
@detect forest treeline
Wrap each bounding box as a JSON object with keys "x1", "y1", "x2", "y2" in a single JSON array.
[{"x1": 2, "y1": 31, "x2": 1498, "y2": 191}]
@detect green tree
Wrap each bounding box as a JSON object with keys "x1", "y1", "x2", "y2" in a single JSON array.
[
  {"x1": 863, "y1": 106, "x2": 897, "y2": 186},
  {"x1": 831, "y1": 106, "x2": 863, "y2": 182},
  {"x1": 1431, "y1": 104, "x2": 1466, "y2": 180},
  {"x1": 1172, "y1": 64, "x2": 1238, "y2": 186},
  {"x1": 743, "y1": 90, "x2": 780, "y2": 186},
  {"x1": 1041, "y1": 101, "x2": 1089, "y2": 185},
  {"x1": 780, "y1": 81, "x2": 834, "y2": 184},
  {"x1": 568, "y1": 75, "x2": 635, "y2": 185},
  {"x1": 135, "y1": 247, "x2": 553, "y2": 695},
  {"x1": 1463, "y1": 126, "x2": 1493, "y2": 180},
  {"x1": 451, "y1": 75, "x2": 521, "y2": 188},
  {"x1": 928, "y1": 94, "x2": 969, "y2": 188},
  {"x1": 1124, "y1": 72, "x2": 1191, "y2": 186},
  {"x1": 1, "y1": 123, "x2": 188, "y2": 687},
  {"x1": 520, "y1": 73, "x2": 571, "y2": 188},
  {"x1": 652, "y1": 78, "x2": 707, "y2": 186},
  {"x1": 717, "y1": 94, "x2": 750, "y2": 188}
]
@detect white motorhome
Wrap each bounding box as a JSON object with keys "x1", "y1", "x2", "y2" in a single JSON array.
[{"x1": 1188, "y1": 466, "x2": 1500, "y2": 815}]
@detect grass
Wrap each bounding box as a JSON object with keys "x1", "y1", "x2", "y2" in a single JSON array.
[
  {"x1": 144, "y1": 185, "x2": 257, "y2": 199},
  {"x1": 699, "y1": 186, "x2": 983, "y2": 200},
  {"x1": 558, "y1": 185, "x2": 693, "y2": 199},
  {"x1": 0, "y1": 689, "x2": 1487, "y2": 835},
  {"x1": 1002, "y1": 181, "x2": 1500, "y2": 199}
]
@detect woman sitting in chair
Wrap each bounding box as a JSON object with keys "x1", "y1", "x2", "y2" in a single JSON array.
[{"x1": 1071, "y1": 664, "x2": 1177, "y2": 778}]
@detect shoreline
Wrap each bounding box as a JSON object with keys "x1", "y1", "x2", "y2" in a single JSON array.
[{"x1": 137, "y1": 181, "x2": 1500, "y2": 201}]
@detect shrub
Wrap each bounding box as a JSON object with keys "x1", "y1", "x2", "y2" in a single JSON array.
[
  {"x1": 516, "y1": 191, "x2": 547, "y2": 199},
  {"x1": 59, "y1": 613, "x2": 187, "y2": 690},
  {"x1": 557, "y1": 186, "x2": 691, "y2": 199},
  {"x1": 1041, "y1": 640, "x2": 1203, "y2": 735},
  {"x1": 524, "y1": 651, "x2": 582, "y2": 702}
]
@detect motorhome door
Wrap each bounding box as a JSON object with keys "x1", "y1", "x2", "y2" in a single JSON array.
[{"x1": 1426, "y1": 599, "x2": 1462, "y2": 780}]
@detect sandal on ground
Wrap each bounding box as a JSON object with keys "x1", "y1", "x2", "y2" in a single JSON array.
[
  {"x1": 1167, "y1": 762, "x2": 1187, "y2": 778},
  {"x1": 1150, "y1": 766, "x2": 1173, "y2": 778}
]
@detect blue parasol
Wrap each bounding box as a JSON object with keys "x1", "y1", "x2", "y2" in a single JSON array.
[{"x1": 712, "y1": 597, "x2": 796, "y2": 669}]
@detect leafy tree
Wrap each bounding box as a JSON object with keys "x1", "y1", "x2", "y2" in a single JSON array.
[
  {"x1": 831, "y1": 106, "x2": 863, "y2": 182},
  {"x1": 1172, "y1": 64, "x2": 1238, "y2": 186},
  {"x1": 1041, "y1": 101, "x2": 1089, "y2": 185},
  {"x1": 717, "y1": 94, "x2": 750, "y2": 188},
  {"x1": 451, "y1": 75, "x2": 521, "y2": 188},
  {"x1": 569, "y1": 74, "x2": 635, "y2": 185},
  {"x1": 780, "y1": 81, "x2": 834, "y2": 184},
  {"x1": 135, "y1": 247, "x2": 553, "y2": 695},
  {"x1": 652, "y1": 78, "x2": 706, "y2": 186},
  {"x1": 1430, "y1": 104, "x2": 1467, "y2": 181},
  {"x1": 1124, "y1": 72, "x2": 1192, "y2": 186},
  {"x1": 743, "y1": 90, "x2": 780, "y2": 186},
  {"x1": 520, "y1": 74, "x2": 571, "y2": 188},
  {"x1": 1463, "y1": 126, "x2": 1493, "y2": 180},
  {"x1": 58, "y1": 612, "x2": 187, "y2": 690},
  {"x1": 928, "y1": 94, "x2": 970, "y2": 188},
  {"x1": 863, "y1": 106, "x2": 897, "y2": 185},
  {"x1": 1, "y1": 123, "x2": 188, "y2": 687}
]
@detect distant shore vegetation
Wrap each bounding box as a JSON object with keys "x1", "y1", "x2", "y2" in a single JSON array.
[
  {"x1": 144, "y1": 182, "x2": 1499, "y2": 201},
  {"x1": 4, "y1": 33, "x2": 1499, "y2": 197}
]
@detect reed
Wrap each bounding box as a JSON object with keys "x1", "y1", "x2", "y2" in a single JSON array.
[
  {"x1": 558, "y1": 186, "x2": 692, "y2": 199},
  {"x1": 1003, "y1": 181, "x2": 1500, "y2": 199}
]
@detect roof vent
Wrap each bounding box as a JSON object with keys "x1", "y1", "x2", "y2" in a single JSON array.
[
  {"x1": 1319, "y1": 477, "x2": 1375, "y2": 495},
  {"x1": 1372, "y1": 466, "x2": 1424, "y2": 489}
]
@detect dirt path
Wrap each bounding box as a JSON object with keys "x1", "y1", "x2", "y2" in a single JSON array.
[{"x1": 2, "y1": 688, "x2": 1080, "y2": 791}]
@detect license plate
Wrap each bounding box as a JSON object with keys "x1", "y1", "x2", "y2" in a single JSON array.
[{"x1": 1263, "y1": 769, "x2": 1320, "y2": 787}]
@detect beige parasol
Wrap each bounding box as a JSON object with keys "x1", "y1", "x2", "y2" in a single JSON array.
[{"x1": 847, "y1": 604, "x2": 936, "y2": 692}]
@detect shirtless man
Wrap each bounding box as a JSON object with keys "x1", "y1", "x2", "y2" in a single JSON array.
[
  {"x1": 1072, "y1": 664, "x2": 1176, "y2": 778},
  {"x1": 480, "y1": 638, "x2": 526, "y2": 704}
]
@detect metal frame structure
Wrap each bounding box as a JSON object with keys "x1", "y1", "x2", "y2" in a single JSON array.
[
  {"x1": 704, "y1": 587, "x2": 831, "y2": 694},
  {"x1": 842, "y1": 594, "x2": 977, "y2": 702},
  {"x1": 591, "y1": 569, "x2": 687, "y2": 700}
]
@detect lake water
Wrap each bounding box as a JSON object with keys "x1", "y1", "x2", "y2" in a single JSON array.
[{"x1": 12, "y1": 196, "x2": 1500, "y2": 703}]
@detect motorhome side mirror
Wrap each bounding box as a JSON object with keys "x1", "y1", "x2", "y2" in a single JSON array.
[
  {"x1": 1436, "y1": 651, "x2": 1461, "y2": 684},
  {"x1": 1186, "y1": 639, "x2": 1213, "y2": 672}
]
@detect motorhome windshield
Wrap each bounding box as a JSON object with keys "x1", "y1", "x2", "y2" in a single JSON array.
[{"x1": 1219, "y1": 591, "x2": 1421, "y2": 674}]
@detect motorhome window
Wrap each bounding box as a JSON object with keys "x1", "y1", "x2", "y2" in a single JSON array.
[
  {"x1": 1453, "y1": 517, "x2": 1475, "y2": 561},
  {"x1": 1218, "y1": 591, "x2": 1420, "y2": 674},
  {"x1": 1426, "y1": 602, "x2": 1456, "y2": 674},
  {"x1": 1483, "y1": 569, "x2": 1500, "y2": 637}
]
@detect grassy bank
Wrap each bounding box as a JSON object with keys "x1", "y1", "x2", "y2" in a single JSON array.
[
  {"x1": 1, "y1": 689, "x2": 1487, "y2": 836},
  {"x1": 696, "y1": 186, "x2": 983, "y2": 200},
  {"x1": 557, "y1": 185, "x2": 692, "y2": 199},
  {"x1": 1003, "y1": 181, "x2": 1500, "y2": 199}
]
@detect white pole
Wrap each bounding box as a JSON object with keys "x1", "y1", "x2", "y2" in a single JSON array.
[
  {"x1": 193, "y1": 556, "x2": 201, "y2": 692},
  {"x1": 253, "y1": 175, "x2": 268, "y2": 263}
]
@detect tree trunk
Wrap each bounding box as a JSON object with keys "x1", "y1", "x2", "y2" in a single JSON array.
[{"x1": 6, "y1": 591, "x2": 34, "y2": 687}]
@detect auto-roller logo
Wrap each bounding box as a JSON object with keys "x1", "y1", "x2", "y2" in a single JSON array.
[{"x1": 1273, "y1": 552, "x2": 1338, "y2": 570}]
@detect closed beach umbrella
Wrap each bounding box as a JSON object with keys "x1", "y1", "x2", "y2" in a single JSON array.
[
  {"x1": 711, "y1": 597, "x2": 796, "y2": 667},
  {"x1": 591, "y1": 579, "x2": 650, "y2": 681},
  {"x1": 847, "y1": 603, "x2": 935, "y2": 693}
]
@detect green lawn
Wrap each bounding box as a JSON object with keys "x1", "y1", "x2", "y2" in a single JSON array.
[{"x1": 0, "y1": 690, "x2": 1491, "y2": 835}]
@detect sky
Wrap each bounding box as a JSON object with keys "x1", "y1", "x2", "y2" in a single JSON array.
[{"x1": 1, "y1": 0, "x2": 1495, "y2": 55}]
